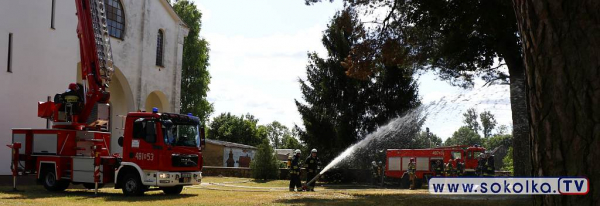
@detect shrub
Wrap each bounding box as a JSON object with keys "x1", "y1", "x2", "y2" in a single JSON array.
[
  {"x1": 502, "y1": 146, "x2": 514, "y2": 173},
  {"x1": 251, "y1": 143, "x2": 280, "y2": 180}
]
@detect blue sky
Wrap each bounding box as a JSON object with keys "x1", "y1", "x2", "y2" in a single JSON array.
[{"x1": 192, "y1": 0, "x2": 512, "y2": 140}]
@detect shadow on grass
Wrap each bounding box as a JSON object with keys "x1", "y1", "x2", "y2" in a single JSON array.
[
  {"x1": 275, "y1": 192, "x2": 533, "y2": 206},
  {"x1": 248, "y1": 179, "x2": 290, "y2": 187},
  {"x1": 319, "y1": 184, "x2": 381, "y2": 190},
  {"x1": 251, "y1": 179, "x2": 277, "y2": 184},
  {"x1": 0, "y1": 186, "x2": 196, "y2": 202}
]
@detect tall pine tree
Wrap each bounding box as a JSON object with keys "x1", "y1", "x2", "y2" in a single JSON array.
[{"x1": 295, "y1": 9, "x2": 420, "y2": 163}]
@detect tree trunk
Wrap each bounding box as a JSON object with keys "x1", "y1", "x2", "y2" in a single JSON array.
[
  {"x1": 512, "y1": 0, "x2": 600, "y2": 205},
  {"x1": 496, "y1": 30, "x2": 532, "y2": 177},
  {"x1": 504, "y1": 51, "x2": 532, "y2": 177}
]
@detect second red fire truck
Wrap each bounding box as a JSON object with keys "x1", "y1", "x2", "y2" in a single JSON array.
[{"x1": 385, "y1": 145, "x2": 487, "y2": 188}]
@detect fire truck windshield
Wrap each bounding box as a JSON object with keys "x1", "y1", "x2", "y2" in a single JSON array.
[{"x1": 162, "y1": 122, "x2": 200, "y2": 147}]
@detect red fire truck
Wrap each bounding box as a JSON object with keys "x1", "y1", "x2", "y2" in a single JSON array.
[
  {"x1": 385, "y1": 145, "x2": 486, "y2": 188},
  {"x1": 6, "y1": 0, "x2": 204, "y2": 196}
]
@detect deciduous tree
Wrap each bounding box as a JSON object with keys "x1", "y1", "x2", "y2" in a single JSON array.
[
  {"x1": 174, "y1": 0, "x2": 213, "y2": 123},
  {"x1": 480, "y1": 111, "x2": 497, "y2": 138},
  {"x1": 281, "y1": 134, "x2": 303, "y2": 151},
  {"x1": 463, "y1": 108, "x2": 480, "y2": 134},
  {"x1": 265, "y1": 121, "x2": 290, "y2": 149},
  {"x1": 445, "y1": 126, "x2": 482, "y2": 146},
  {"x1": 207, "y1": 113, "x2": 268, "y2": 146},
  {"x1": 412, "y1": 131, "x2": 442, "y2": 148}
]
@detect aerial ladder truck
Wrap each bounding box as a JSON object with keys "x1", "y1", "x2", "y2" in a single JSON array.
[{"x1": 6, "y1": 0, "x2": 205, "y2": 196}]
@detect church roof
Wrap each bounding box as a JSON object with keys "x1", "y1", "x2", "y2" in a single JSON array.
[{"x1": 205, "y1": 139, "x2": 257, "y2": 150}]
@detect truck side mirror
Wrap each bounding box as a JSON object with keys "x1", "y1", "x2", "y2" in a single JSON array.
[
  {"x1": 200, "y1": 127, "x2": 206, "y2": 149},
  {"x1": 145, "y1": 121, "x2": 157, "y2": 143},
  {"x1": 118, "y1": 136, "x2": 124, "y2": 147}
]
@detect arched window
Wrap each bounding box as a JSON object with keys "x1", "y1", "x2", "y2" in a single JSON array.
[
  {"x1": 106, "y1": 0, "x2": 125, "y2": 39},
  {"x1": 156, "y1": 30, "x2": 164, "y2": 66}
]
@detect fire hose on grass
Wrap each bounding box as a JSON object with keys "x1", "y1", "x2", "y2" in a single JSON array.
[{"x1": 302, "y1": 173, "x2": 323, "y2": 191}]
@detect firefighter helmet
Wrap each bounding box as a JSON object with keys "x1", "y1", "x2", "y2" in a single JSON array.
[
  {"x1": 410, "y1": 158, "x2": 415, "y2": 162},
  {"x1": 295, "y1": 149, "x2": 301, "y2": 155},
  {"x1": 68, "y1": 83, "x2": 78, "y2": 91},
  {"x1": 311, "y1": 148, "x2": 317, "y2": 153}
]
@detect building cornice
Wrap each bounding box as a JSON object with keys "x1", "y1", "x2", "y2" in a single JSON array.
[{"x1": 159, "y1": 0, "x2": 189, "y2": 29}]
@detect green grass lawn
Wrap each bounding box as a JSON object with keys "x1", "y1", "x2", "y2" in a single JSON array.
[{"x1": 0, "y1": 177, "x2": 532, "y2": 206}]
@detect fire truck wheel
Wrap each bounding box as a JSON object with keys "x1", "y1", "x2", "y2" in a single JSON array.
[
  {"x1": 161, "y1": 185, "x2": 184, "y2": 195},
  {"x1": 83, "y1": 183, "x2": 104, "y2": 190},
  {"x1": 122, "y1": 173, "x2": 145, "y2": 196},
  {"x1": 42, "y1": 170, "x2": 69, "y2": 192}
]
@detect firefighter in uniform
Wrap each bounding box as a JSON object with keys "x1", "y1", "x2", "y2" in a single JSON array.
[
  {"x1": 378, "y1": 161, "x2": 384, "y2": 185},
  {"x1": 456, "y1": 159, "x2": 464, "y2": 176},
  {"x1": 61, "y1": 83, "x2": 83, "y2": 121},
  {"x1": 408, "y1": 158, "x2": 417, "y2": 190},
  {"x1": 451, "y1": 159, "x2": 458, "y2": 176},
  {"x1": 476, "y1": 154, "x2": 485, "y2": 176},
  {"x1": 304, "y1": 149, "x2": 321, "y2": 191},
  {"x1": 289, "y1": 149, "x2": 303, "y2": 191},
  {"x1": 371, "y1": 161, "x2": 379, "y2": 184},
  {"x1": 445, "y1": 159, "x2": 455, "y2": 177},
  {"x1": 287, "y1": 153, "x2": 292, "y2": 169},
  {"x1": 434, "y1": 160, "x2": 444, "y2": 177}
]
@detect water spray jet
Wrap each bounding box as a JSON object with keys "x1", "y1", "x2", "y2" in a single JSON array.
[{"x1": 306, "y1": 85, "x2": 510, "y2": 188}]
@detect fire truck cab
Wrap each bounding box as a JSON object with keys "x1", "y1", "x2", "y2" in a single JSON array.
[
  {"x1": 11, "y1": 110, "x2": 205, "y2": 195},
  {"x1": 116, "y1": 111, "x2": 205, "y2": 194},
  {"x1": 385, "y1": 145, "x2": 486, "y2": 188}
]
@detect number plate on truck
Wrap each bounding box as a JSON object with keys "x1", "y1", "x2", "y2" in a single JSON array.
[{"x1": 181, "y1": 177, "x2": 190, "y2": 183}]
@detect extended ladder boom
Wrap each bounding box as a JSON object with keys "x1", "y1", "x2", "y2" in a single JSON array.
[{"x1": 74, "y1": 0, "x2": 115, "y2": 123}]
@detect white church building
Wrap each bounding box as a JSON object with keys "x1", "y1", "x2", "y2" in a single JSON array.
[{"x1": 0, "y1": 0, "x2": 189, "y2": 175}]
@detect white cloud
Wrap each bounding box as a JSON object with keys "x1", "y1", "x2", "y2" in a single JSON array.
[
  {"x1": 206, "y1": 25, "x2": 327, "y2": 57},
  {"x1": 193, "y1": 2, "x2": 211, "y2": 22},
  {"x1": 205, "y1": 25, "x2": 514, "y2": 140},
  {"x1": 205, "y1": 25, "x2": 329, "y2": 129}
]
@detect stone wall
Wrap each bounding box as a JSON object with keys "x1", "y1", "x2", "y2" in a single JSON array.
[{"x1": 203, "y1": 143, "x2": 225, "y2": 166}]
